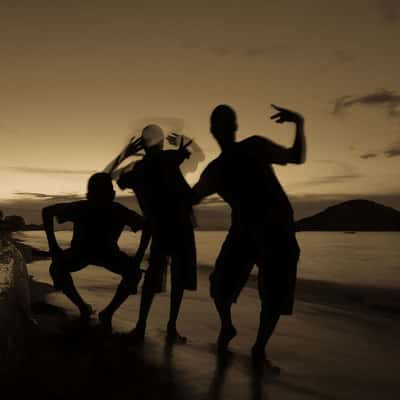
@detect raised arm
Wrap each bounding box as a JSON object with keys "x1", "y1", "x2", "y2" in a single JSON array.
[
  {"x1": 103, "y1": 136, "x2": 144, "y2": 176},
  {"x1": 167, "y1": 133, "x2": 193, "y2": 163},
  {"x1": 270, "y1": 104, "x2": 306, "y2": 164},
  {"x1": 167, "y1": 133, "x2": 206, "y2": 175}
]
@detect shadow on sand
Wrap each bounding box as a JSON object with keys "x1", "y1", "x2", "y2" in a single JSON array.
[{"x1": 2, "y1": 279, "x2": 191, "y2": 400}]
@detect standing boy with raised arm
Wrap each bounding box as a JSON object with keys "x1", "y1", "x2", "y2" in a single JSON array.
[
  {"x1": 117, "y1": 125, "x2": 196, "y2": 343},
  {"x1": 192, "y1": 104, "x2": 306, "y2": 370}
]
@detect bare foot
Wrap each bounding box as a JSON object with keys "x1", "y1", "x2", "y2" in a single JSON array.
[
  {"x1": 217, "y1": 325, "x2": 237, "y2": 351},
  {"x1": 126, "y1": 325, "x2": 146, "y2": 344},
  {"x1": 251, "y1": 347, "x2": 281, "y2": 375},
  {"x1": 166, "y1": 328, "x2": 187, "y2": 344}
]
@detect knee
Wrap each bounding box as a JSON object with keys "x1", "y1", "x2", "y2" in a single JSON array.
[
  {"x1": 260, "y1": 300, "x2": 280, "y2": 317},
  {"x1": 170, "y1": 278, "x2": 184, "y2": 293},
  {"x1": 141, "y1": 271, "x2": 160, "y2": 294},
  {"x1": 291, "y1": 241, "x2": 300, "y2": 261},
  {"x1": 209, "y1": 272, "x2": 217, "y2": 299}
]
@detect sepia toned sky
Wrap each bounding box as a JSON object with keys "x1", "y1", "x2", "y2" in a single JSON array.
[{"x1": 1, "y1": 0, "x2": 400, "y2": 222}]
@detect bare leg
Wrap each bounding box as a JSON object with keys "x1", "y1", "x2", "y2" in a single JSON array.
[
  {"x1": 62, "y1": 283, "x2": 91, "y2": 318},
  {"x1": 166, "y1": 280, "x2": 186, "y2": 343},
  {"x1": 251, "y1": 304, "x2": 281, "y2": 373},
  {"x1": 214, "y1": 297, "x2": 237, "y2": 351},
  {"x1": 50, "y1": 261, "x2": 92, "y2": 319},
  {"x1": 253, "y1": 306, "x2": 280, "y2": 352},
  {"x1": 128, "y1": 284, "x2": 155, "y2": 341},
  {"x1": 99, "y1": 281, "x2": 132, "y2": 331},
  {"x1": 128, "y1": 246, "x2": 166, "y2": 341}
]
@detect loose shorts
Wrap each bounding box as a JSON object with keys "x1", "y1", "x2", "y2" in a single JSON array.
[
  {"x1": 210, "y1": 221, "x2": 300, "y2": 315},
  {"x1": 142, "y1": 219, "x2": 197, "y2": 293}
]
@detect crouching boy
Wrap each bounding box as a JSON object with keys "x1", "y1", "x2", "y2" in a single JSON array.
[{"x1": 42, "y1": 172, "x2": 148, "y2": 330}]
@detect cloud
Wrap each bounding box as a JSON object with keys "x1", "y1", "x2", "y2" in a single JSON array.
[
  {"x1": 360, "y1": 152, "x2": 378, "y2": 159},
  {"x1": 294, "y1": 174, "x2": 362, "y2": 187},
  {"x1": 378, "y1": 0, "x2": 400, "y2": 23},
  {"x1": 360, "y1": 141, "x2": 400, "y2": 159},
  {"x1": 0, "y1": 192, "x2": 139, "y2": 225},
  {"x1": 209, "y1": 44, "x2": 291, "y2": 58},
  {"x1": 2, "y1": 166, "x2": 96, "y2": 175},
  {"x1": 333, "y1": 89, "x2": 400, "y2": 117},
  {"x1": 333, "y1": 90, "x2": 400, "y2": 159},
  {"x1": 288, "y1": 160, "x2": 362, "y2": 188},
  {"x1": 384, "y1": 141, "x2": 400, "y2": 157},
  {"x1": 15, "y1": 192, "x2": 84, "y2": 202}
]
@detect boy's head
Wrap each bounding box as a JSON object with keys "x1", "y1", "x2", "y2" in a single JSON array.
[
  {"x1": 86, "y1": 172, "x2": 115, "y2": 204},
  {"x1": 141, "y1": 124, "x2": 164, "y2": 151},
  {"x1": 210, "y1": 104, "x2": 237, "y2": 148}
]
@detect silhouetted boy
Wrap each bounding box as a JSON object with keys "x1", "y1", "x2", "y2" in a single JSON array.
[
  {"x1": 192, "y1": 104, "x2": 305, "y2": 370},
  {"x1": 117, "y1": 125, "x2": 196, "y2": 343},
  {"x1": 42, "y1": 172, "x2": 145, "y2": 329}
]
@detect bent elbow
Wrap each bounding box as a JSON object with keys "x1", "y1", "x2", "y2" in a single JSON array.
[
  {"x1": 290, "y1": 149, "x2": 306, "y2": 164},
  {"x1": 299, "y1": 150, "x2": 307, "y2": 164},
  {"x1": 295, "y1": 156, "x2": 306, "y2": 165}
]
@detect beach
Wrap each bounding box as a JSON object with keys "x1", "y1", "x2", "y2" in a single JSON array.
[{"x1": 4, "y1": 230, "x2": 400, "y2": 399}]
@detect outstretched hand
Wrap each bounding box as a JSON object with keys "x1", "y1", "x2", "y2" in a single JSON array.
[
  {"x1": 125, "y1": 136, "x2": 145, "y2": 157},
  {"x1": 167, "y1": 133, "x2": 193, "y2": 149},
  {"x1": 167, "y1": 133, "x2": 180, "y2": 146},
  {"x1": 270, "y1": 104, "x2": 303, "y2": 124}
]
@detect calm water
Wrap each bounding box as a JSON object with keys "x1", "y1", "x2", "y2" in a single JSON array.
[{"x1": 16, "y1": 230, "x2": 400, "y2": 289}]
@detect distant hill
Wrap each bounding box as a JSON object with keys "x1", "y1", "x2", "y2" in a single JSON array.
[
  {"x1": 295, "y1": 199, "x2": 400, "y2": 232},
  {"x1": 2, "y1": 199, "x2": 399, "y2": 233}
]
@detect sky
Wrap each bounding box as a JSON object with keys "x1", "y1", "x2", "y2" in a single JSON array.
[{"x1": 1, "y1": 0, "x2": 400, "y2": 223}]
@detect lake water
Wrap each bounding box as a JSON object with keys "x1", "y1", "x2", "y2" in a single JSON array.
[{"x1": 16, "y1": 230, "x2": 400, "y2": 290}]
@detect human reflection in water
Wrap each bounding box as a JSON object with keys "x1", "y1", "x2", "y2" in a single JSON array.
[
  {"x1": 206, "y1": 351, "x2": 272, "y2": 400},
  {"x1": 207, "y1": 351, "x2": 234, "y2": 400}
]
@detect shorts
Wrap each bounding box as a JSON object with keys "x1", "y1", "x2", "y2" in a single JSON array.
[
  {"x1": 49, "y1": 248, "x2": 142, "y2": 294},
  {"x1": 142, "y1": 219, "x2": 197, "y2": 293},
  {"x1": 210, "y1": 221, "x2": 300, "y2": 315}
]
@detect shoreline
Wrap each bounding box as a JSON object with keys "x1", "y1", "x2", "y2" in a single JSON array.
[
  {"x1": 4, "y1": 244, "x2": 399, "y2": 399},
  {"x1": 13, "y1": 231, "x2": 400, "y2": 319}
]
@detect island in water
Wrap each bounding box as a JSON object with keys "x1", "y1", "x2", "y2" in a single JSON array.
[{"x1": 295, "y1": 199, "x2": 400, "y2": 232}]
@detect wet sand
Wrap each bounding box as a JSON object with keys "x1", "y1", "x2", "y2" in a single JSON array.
[{"x1": 4, "y1": 256, "x2": 399, "y2": 400}]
